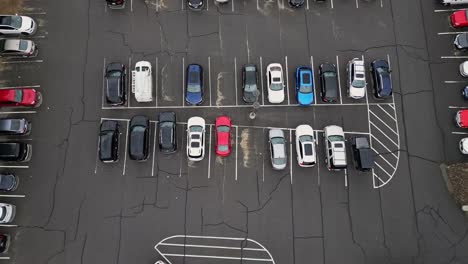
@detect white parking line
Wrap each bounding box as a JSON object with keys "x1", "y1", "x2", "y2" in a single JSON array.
[
  {"x1": 128, "y1": 56, "x2": 132, "y2": 107},
  {"x1": 152, "y1": 122, "x2": 157, "y2": 176},
  {"x1": 344, "y1": 169, "x2": 348, "y2": 187},
  {"x1": 122, "y1": 121, "x2": 129, "y2": 175},
  {"x1": 232, "y1": 0, "x2": 235, "y2": 12},
  {"x1": 285, "y1": 56, "x2": 290, "y2": 105},
  {"x1": 0, "y1": 85, "x2": 40, "y2": 89},
  {"x1": 336, "y1": 55, "x2": 343, "y2": 104},
  {"x1": 260, "y1": 57, "x2": 265, "y2": 105},
  {"x1": 182, "y1": 57, "x2": 185, "y2": 107},
  {"x1": 377, "y1": 104, "x2": 397, "y2": 122},
  {"x1": 0, "y1": 194, "x2": 25, "y2": 198},
  {"x1": 234, "y1": 57, "x2": 238, "y2": 106},
  {"x1": 441, "y1": 56, "x2": 468, "y2": 59},
  {"x1": 1, "y1": 60, "x2": 43, "y2": 64},
  {"x1": 155, "y1": 57, "x2": 158, "y2": 107},
  {"x1": 208, "y1": 127, "x2": 212, "y2": 179},
  {"x1": 0, "y1": 257, "x2": 10, "y2": 259},
  {"x1": 262, "y1": 128, "x2": 265, "y2": 182},
  {"x1": 380, "y1": 0, "x2": 383, "y2": 8},
  {"x1": 94, "y1": 123, "x2": 101, "y2": 174},
  {"x1": 452, "y1": 131, "x2": 468, "y2": 135},
  {"x1": 0, "y1": 224, "x2": 17, "y2": 227},
  {"x1": 369, "y1": 121, "x2": 398, "y2": 146},
  {"x1": 102, "y1": 58, "x2": 107, "y2": 108},
  {"x1": 0, "y1": 111, "x2": 37, "y2": 114},
  {"x1": 374, "y1": 161, "x2": 393, "y2": 178},
  {"x1": 373, "y1": 171, "x2": 385, "y2": 185},
  {"x1": 369, "y1": 110, "x2": 398, "y2": 135},
  {"x1": 434, "y1": 8, "x2": 467, "y2": 12},
  {"x1": 181, "y1": 0, "x2": 184, "y2": 10},
  {"x1": 355, "y1": 0, "x2": 359, "y2": 8},
  {"x1": 331, "y1": 0, "x2": 334, "y2": 8},
  {"x1": 311, "y1": 56, "x2": 317, "y2": 105},
  {"x1": 131, "y1": 0, "x2": 133, "y2": 11},
  {"x1": 449, "y1": 106, "x2": 468, "y2": 109},
  {"x1": 208, "y1": 57, "x2": 212, "y2": 106},
  {"x1": 289, "y1": 129, "x2": 293, "y2": 184},
  {"x1": 438, "y1": 32, "x2": 465, "y2": 35},
  {"x1": 371, "y1": 135, "x2": 398, "y2": 159},
  {"x1": 207, "y1": 0, "x2": 209, "y2": 10},
  {"x1": 306, "y1": 0, "x2": 309, "y2": 9},
  {"x1": 162, "y1": 253, "x2": 273, "y2": 262},
  {"x1": 0, "y1": 165, "x2": 29, "y2": 169},
  {"x1": 373, "y1": 148, "x2": 397, "y2": 170},
  {"x1": 235, "y1": 126, "x2": 238, "y2": 181},
  {"x1": 445, "y1": 80, "x2": 468, "y2": 84},
  {"x1": 159, "y1": 243, "x2": 266, "y2": 251}
]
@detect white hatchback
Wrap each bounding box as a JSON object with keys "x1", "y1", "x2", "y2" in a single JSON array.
[
  {"x1": 295, "y1": 125, "x2": 316, "y2": 167},
  {"x1": 267, "y1": 63, "x2": 285, "y2": 103},
  {"x1": 186, "y1": 117, "x2": 205, "y2": 161},
  {"x1": 460, "y1": 138, "x2": 468, "y2": 154}
]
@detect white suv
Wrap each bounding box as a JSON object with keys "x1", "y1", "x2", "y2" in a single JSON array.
[
  {"x1": 295, "y1": 125, "x2": 316, "y2": 167},
  {"x1": 186, "y1": 117, "x2": 205, "y2": 161},
  {"x1": 346, "y1": 58, "x2": 366, "y2": 99},
  {"x1": 324, "y1": 125, "x2": 347, "y2": 170},
  {"x1": 267, "y1": 63, "x2": 285, "y2": 103}
]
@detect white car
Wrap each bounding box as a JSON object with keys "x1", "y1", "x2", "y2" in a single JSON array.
[
  {"x1": 295, "y1": 125, "x2": 316, "y2": 167},
  {"x1": 346, "y1": 58, "x2": 366, "y2": 99},
  {"x1": 267, "y1": 63, "x2": 285, "y2": 103},
  {"x1": 186, "y1": 117, "x2": 205, "y2": 161},
  {"x1": 323, "y1": 125, "x2": 347, "y2": 170},
  {"x1": 0, "y1": 203, "x2": 15, "y2": 224},
  {"x1": 0, "y1": 15, "x2": 37, "y2": 35},
  {"x1": 132, "y1": 61, "x2": 153, "y2": 102},
  {"x1": 460, "y1": 138, "x2": 468, "y2": 154},
  {"x1": 460, "y1": 61, "x2": 468, "y2": 77}
]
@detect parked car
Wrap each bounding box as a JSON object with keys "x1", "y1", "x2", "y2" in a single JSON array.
[
  {"x1": 441, "y1": 0, "x2": 468, "y2": 5},
  {"x1": 324, "y1": 125, "x2": 347, "y2": 170},
  {"x1": 347, "y1": 58, "x2": 366, "y2": 99},
  {"x1": 158, "y1": 112, "x2": 177, "y2": 154},
  {"x1": 295, "y1": 66, "x2": 314, "y2": 106},
  {"x1": 0, "y1": 88, "x2": 42, "y2": 108},
  {"x1": 0, "y1": 118, "x2": 29, "y2": 136},
  {"x1": 106, "y1": 0, "x2": 125, "y2": 9},
  {"x1": 459, "y1": 138, "x2": 468, "y2": 154},
  {"x1": 186, "y1": 64, "x2": 203, "y2": 105},
  {"x1": 187, "y1": 0, "x2": 204, "y2": 10},
  {"x1": 0, "y1": 142, "x2": 31, "y2": 162},
  {"x1": 289, "y1": 0, "x2": 305, "y2": 7},
  {"x1": 454, "y1": 33, "x2": 468, "y2": 50},
  {"x1": 451, "y1": 10, "x2": 468, "y2": 28},
  {"x1": 105, "y1": 62, "x2": 126, "y2": 105},
  {"x1": 0, "y1": 234, "x2": 9, "y2": 253},
  {"x1": 319, "y1": 63, "x2": 338, "y2": 103},
  {"x1": 132, "y1": 61, "x2": 153, "y2": 102},
  {"x1": 462, "y1": 86, "x2": 468, "y2": 99},
  {"x1": 215, "y1": 116, "x2": 232, "y2": 157},
  {"x1": 269, "y1": 129, "x2": 287, "y2": 170},
  {"x1": 129, "y1": 115, "x2": 149, "y2": 161},
  {"x1": 99, "y1": 120, "x2": 120, "y2": 163},
  {"x1": 0, "y1": 38, "x2": 37, "y2": 57},
  {"x1": 242, "y1": 64, "x2": 259, "y2": 104},
  {"x1": 0, "y1": 15, "x2": 37, "y2": 35},
  {"x1": 460, "y1": 61, "x2": 468, "y2": 77},
  {"x1": 295, "y1": 125, "x2": 316, "y2": 167},
  {"x1": 351, "y1": 137, "x2": 374, "y2": 171},
  {"x1": 267, "y1": 63, "x2": 285, "y2": 104},
  {"x1": 216, "y1": 0, "x2": 229, "y2": 3},
  {"x1": 0, "y1": 173, "x2": 18, "y2": 192},
  {"x1": 456, "y1": 110, "x2": 468, "y2": 128},
  {"x1": 0, "y1": 203, "x2": 15, "y2": 224},
  {"x1": 370, "y1": 59, "x2": 392, "y2": 99},
  {"x1": 187, "y1": 117, "x2": 205, "y2": 161}
]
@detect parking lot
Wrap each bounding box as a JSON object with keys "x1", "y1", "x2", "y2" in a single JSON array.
[{"x1": 0, "y1": 0, "x2": 467, "y2": 263}]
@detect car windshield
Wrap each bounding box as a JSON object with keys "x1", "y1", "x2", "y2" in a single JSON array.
[
  {"x1": 328, "y1": 135, "x2": 344, "y2": 142},
  {"x1": 270, "y1": 83, "x2": 283, "y2": 91},
  {"x1": 351, "y1": 79, "x2": 366, "y2": 88},
  {"x1": 299, "y1": 84, "x2": 313, "y2": 93},
  {"x1": 108, "y1": 70, "x2": 121, "y2": 77},
  {"x1": 323, "y1": 72, "x2": 336, "y2": 78},
  {"x1": 217, "y1": 125, "x2": 230, "y2": 133},
  {"x1": 18, "y1": 40, "x2": 28, "y2": 51},
  {"x1": 14, "y1": 90, "x2": 23, "y2": 103},
  {"x1": 190, "y1": 126, "x2": 203, "y2": 133},
  {"x1": 299, "y1": 135, "x2": 313, "y2": 143},
  {"x1": 218, "y1": 145, "x2": 229, "y2": 151},
  {"x1": 271, "y1": 137, "x2": 284, "y2": 145}
]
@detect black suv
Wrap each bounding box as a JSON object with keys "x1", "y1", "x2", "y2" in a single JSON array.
[
  {"x1": 158, "y1": 112, "x2": 177, "y2": 154},
  {"x1": 352, "y1": 137, "x2": 374, "y2": 171},
  {"x1": 129, "y1": 116, "x2": 149, "y2": 161},
  {"x1": 0, "y1": 118, "x2": 29, "y2": 136},
  {"x1": 105, "y1": 62, "x2": 126, "y2": 105},
  {"x1": 370, "y1": 60, "x2": 392, "y2": 99},
  {"x1": 99, "y1": 120, "x2": 120, "y2": 163},
  {"x1": 0, "y1": 173, "x2": 18, "y2": 192},
  {"x1": 319, "y1": 63, "x2": 338, "y2": 103},
  {"x1": 0, "y1": 142, "x2": 31, "y2": 162},
  {"x1": 242, "y1": 64, "x2": 259, "y2": 104}
]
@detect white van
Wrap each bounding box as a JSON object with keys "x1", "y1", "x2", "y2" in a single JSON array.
[
  {"x1": 440, "y1": 0, "x2": 468, "y2": 5},
  {"x1": 132, "y1": 61, "x2": 153, "y2": 102}
]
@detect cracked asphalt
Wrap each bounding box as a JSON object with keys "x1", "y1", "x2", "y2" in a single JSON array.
[{"x1": 1, "y1": 0, "x2": 468, "y2": 263}]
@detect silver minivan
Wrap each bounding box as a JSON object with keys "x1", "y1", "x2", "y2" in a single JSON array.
[
  {"x1": 269, "y1": 129, "x2": 287, "y2": 170},
  {"x1": 324, "y1": 125, "x2": 347, "y2": 171}
]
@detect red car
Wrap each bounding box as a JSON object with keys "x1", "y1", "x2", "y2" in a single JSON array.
[
  {"x1": 0, "y1": 88, "x2": 42, "y2": 108},
  {"x1": 451, "y1": 10, "x2": 468, "y2": 28},
  {"x1": 456, "y1": 110, "x2": 468, "y2": 128},
  {"x1": 215, "y1": 116, "x2": 232, "y2": 157}
]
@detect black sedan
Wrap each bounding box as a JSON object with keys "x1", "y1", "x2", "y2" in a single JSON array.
[
  {"x1": 370, "y1": 60, "x2": 392, "y2": 99},
  {"x1": 319, "y1": 63, "x2": 338, "y2": 103},
  {"x1": 242, "y1": 64, "x2": 259, "y2": 104},
  {"x1": 0, "y1": 118, "x2": 29, "y2": 136},
  {"x1": 159, "y1": 112, "x2": 177, "y2": 154},
  {"x1": 0, "y1": 174, "x2": 18, "y2": 192},
  {"x1": 129, "y1": 115, "x2": 150, "y2": 161},
  {"x1": 187, "y1": 0, "x2": 203, "y2": 10},
  {"x1": 289, "y1": 0, "x2": 304, "y2": 7},
  {"x1": 105, "y1": 62, "x2": 126, "y2": 105},
  {"x1": 0, "y1": 234, "x2": 9, "y2": 254},
  {"x1": 99, "y1": 120, "x2": 120, "y2": 163}
]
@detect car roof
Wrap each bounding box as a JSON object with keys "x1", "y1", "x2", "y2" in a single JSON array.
[
  {"x1": 130, "y1": 115, "x2": 148, "y2": 127},
  {"x1": 273, "y1": 144, "x2": 286, "y2": 158},
  {"x1": 100, "y1": 120, "x2": 118, "y2": 131}
]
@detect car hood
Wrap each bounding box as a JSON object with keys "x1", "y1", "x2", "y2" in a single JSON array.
[
  {"x1": 349, "y1": 87, "x2": 366, "y2": 99},
  {"x1": 457, "y1": 34, "x2": 468, "y2": 48},
  {"x1": 243, "y1": 89, "x2": 258, "y2": 103},
  {"x1": 22, "y1": 89, "x2": 37, "y2": 105},
  {"x1": 19, "y1": 16, "x2": 33, "y2": 31},
  {"x1": 298, "y1": 92, "x2": 313, "y2": 105},
  {"x1": 0, "y1": 175, "x2": 15, "y2": 190},
  {"x1": 268, "y1": 90, "x2": 284, "y2": 103},
  {"x1": 186, "y1": 91, "x2": 202, "y2": 104},
  {"x1": 452, "y1": 11, "x2": 467, "y2": 23}
]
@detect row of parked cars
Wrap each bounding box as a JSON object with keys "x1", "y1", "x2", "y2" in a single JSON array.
[
  {"x1": 104, "y1": 58, "x2": 393, "y2": 107},
  {"x1": 0, "y1": 14, "x2": 41, "y2": 254},
  {"x1": 99, "y1": 114, "x2": 374, "y2": 171}
]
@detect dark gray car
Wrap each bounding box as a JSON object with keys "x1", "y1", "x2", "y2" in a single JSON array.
[
  {"x1": 0, "y1": 174, "x2": 18, "y2": 192},
  {"x1": 158, "y1": 112, "x2": 177, "y2": 154},
  {"x1": 319, "y1": 63, "x2": 338, "y2": 103},
  {"x1": 129, "y1": 115, "x2": 149, "y2": 161},
  {"x1": 242, "y1": 64, "x2": 259, "y2": 104},
  {"x1": 0, "y1": 118, "x2": 29, "y2": 136},
  {"x1": 454, "y1": 33, "x2": 468, "y2": 50}
]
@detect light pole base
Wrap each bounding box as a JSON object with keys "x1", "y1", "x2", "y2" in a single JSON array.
[{"x1": 249, "y1": 112, "x2": 256, "y2": 120}]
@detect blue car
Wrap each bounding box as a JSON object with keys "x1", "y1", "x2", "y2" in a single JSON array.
[
  {"x1": 295, "y1": 66, "x2": 314, "y2": 105},
  {"x1": 370, "y1": 60, "x2": 392, "y2": 99},
  {"x1": 186, "y1": 64, "x2": 203, "y2": 105}
]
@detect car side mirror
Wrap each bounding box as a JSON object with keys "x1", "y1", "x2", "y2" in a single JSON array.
[{"x1": 388, "y1": 69, "x2": 392, "y2": 73}]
